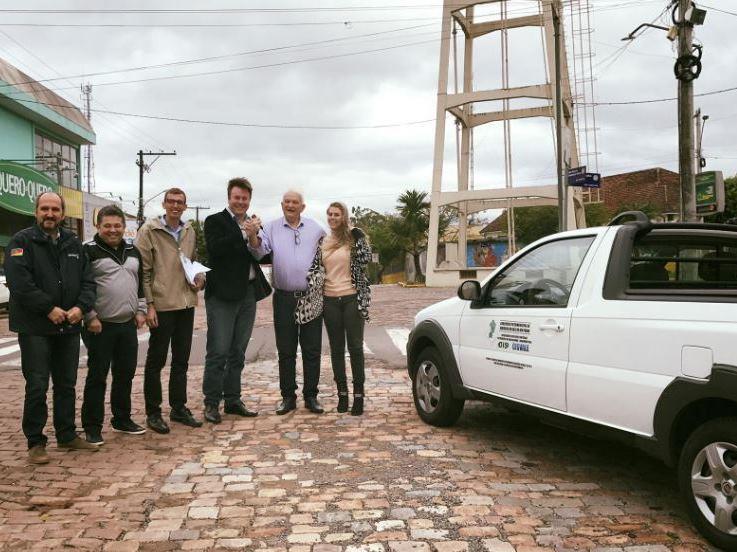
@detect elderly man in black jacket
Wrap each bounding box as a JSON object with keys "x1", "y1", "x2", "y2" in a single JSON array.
[
  {"x1": 3, "y1": 191, "x2": 98, "y2": 464},
  {"x1": 202, "y1": 177, "x2": 271, "y2": 423}
]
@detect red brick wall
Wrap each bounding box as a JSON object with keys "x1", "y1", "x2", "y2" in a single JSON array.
[{"x1": 601, "y1": 168, "x2": 680, "y2": 216}]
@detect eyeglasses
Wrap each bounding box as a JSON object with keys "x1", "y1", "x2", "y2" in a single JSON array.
[
  {"x1": 293, "y1": 229, "x2": 301, "y2": 245},
  {"x1": 165, "y1": 198, "x2": 186, "y2": 206}
]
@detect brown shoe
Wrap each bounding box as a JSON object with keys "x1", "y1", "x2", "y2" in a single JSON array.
[
  {"x1": 58, "y1": 436, "x2": 100, "y2": 451},
  {"x1": 28, "y1": 444, "x2": 49, "y2": 464}
]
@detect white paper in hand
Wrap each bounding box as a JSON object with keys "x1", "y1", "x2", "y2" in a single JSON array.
[{"x1": 180, "y1": 253, "x2": 210, "y2": 285}]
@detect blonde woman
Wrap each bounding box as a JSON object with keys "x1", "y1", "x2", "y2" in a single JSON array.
[{"x1": 297, "y1": 202, "x2": 371, "y2": 414}]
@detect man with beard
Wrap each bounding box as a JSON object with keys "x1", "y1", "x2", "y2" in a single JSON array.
[{"x1": 4, "y1": 191, "x2": 99, "y2": 464}]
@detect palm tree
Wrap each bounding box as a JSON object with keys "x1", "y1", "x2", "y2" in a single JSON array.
[{"x1": 395, "y1": 189, "x2": 430, "y2": 283}]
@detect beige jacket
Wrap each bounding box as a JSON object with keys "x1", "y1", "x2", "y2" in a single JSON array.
[{"x1": 136, "y1": 217, "x2": 198, "y2": 312}]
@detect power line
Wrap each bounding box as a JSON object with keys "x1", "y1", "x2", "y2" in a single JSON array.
[
  {"x1": 589, "y1": 85, "x2": 737, "y2": 106},
  {"x1": 2, "y1": 37, "x2": 442, "y2": 91},
  {"x1": 0, "y1": 18, "x2": 440, "y2": 28},
  {"x1": 699, "y1": 4, "x2": 737, "y2": 17},
  {"x1": 0, "y1": 24, "x2": 436, "y2": 89},
  {"x1": 5, "y1": 96, "x2": 434, "y2": 130},
  {"x1": 0, "y1": 1, "x2": 664, "y2": 14}
]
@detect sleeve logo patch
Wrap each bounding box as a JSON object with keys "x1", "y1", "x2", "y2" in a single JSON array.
[{"x1": 10, "y1": 248, "x2": 23, "y2": 256}]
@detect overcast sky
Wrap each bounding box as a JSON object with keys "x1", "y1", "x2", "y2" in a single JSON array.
[{"x1": 1, "y1": 0, "x2": 734, "y2": 225}]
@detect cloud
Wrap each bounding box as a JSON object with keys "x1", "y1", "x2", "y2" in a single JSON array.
[{"x1": 1, "y1": 0, "x2": 733, "y2": 229}]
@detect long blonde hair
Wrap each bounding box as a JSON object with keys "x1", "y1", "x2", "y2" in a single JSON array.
[{"x1": 325, "y1": 202, "x2": 352, "y2": 252}]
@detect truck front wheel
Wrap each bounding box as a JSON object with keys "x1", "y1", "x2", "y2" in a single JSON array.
[
  {"x1": 412, "y1": 346, "x2": 464, "y2": 427},
  {"x1": 678, "y1": 417, "x2": 737, "y2": 550}
]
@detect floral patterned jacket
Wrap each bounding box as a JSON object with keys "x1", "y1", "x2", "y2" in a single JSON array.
[{"x1": 295, "y1": 228, "x2": 372, "y2": 324}]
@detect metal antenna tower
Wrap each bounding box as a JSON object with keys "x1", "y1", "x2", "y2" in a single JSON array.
[
  {"x1": 568, "y1": 0, "x2": 600, "y2": 203},
  {"x1": 426, "y1": 0, "x2": 584, "y2": 287},
  {"x1": 81, "y1": 83, "x2": 95, "y2": 193}
]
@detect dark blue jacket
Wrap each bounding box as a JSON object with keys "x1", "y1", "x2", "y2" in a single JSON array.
[{"x1": 3, "y1": 225, "x2": 96, "y2": 335}]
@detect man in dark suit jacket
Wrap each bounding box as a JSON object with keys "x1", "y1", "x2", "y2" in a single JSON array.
[{"x1": 202, "y1": 177, "x2": 272, "y2": 423}]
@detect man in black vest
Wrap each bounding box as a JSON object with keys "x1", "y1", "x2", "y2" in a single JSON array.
[
  {"x1": 3, "y1": 191, "x2": 99, "y2": 464},
  {"x1": 202, "y1": 177, "x2": 272, "y2": 423}
]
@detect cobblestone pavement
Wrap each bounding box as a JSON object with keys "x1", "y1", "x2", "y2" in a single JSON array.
[{"x1": 0, "y1": 286, "x2": 714, "y2": 551}]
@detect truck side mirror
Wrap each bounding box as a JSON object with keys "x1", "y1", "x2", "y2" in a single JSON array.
[{"x1": 457, "y1": 280, "x2": 481, "y2": 301}]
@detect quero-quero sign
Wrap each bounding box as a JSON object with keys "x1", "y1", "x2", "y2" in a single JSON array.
[
  {"x1": 695, "y1": 171, "x2": 725, "y2": 216},
  {"x1": 0, "y1": 161, "x2": 58, "y2": 216}
]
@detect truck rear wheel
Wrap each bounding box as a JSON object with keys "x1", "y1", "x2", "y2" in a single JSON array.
[
  {"x1": 678, "y1": 417, "x2": 737, "y2": 550},
  {"x1": 412, "y1": 346, "x2": 464, "y2": 427}
]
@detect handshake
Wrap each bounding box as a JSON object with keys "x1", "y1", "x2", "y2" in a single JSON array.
[
  {"x1": 47, "y1": 306, "x2": 83, "y2": 325},
  {"x1": 240, "y1": 214, "x2": 262, "y2": 238}
]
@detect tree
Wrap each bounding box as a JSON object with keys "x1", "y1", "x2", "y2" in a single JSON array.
[
  {"x1": 584, "y1": 202, "x2": 611, "y2": 227},
  {"x1": 513, "y1": 206, "x2": 559, "y2": 246},
  {"x1": 351, "y1": 206, "x2": 402, "y2": 283},
  {"x1": 611, "y1": 201, "x2": 660, "y2": 221},
  {"x1": 191, "y1": 219, "x2": 208, "y2": 266},
  {"x1": 395, "y1": 189, "x2": 431, "y2": 283}
]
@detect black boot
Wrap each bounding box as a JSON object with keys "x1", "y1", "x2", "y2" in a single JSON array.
[
  {"x1": 350, "y1": 394, "x2": 364, "y2": 416},
  {"x1": 337, "y1": 392, "x2": 349, "y2": 413}
]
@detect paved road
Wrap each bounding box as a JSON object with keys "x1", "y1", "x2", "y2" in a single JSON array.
[
  {"x1": 0, "y1": 325, "x2": 411, "y2": 370},
  {"x1": 0, "y1": 286, "x2": 715, "y2": 551}
]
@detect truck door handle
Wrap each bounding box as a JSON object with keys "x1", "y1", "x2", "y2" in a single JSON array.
[{"x1": 539, "y1": 323, "x2": 564, "y2": 332}]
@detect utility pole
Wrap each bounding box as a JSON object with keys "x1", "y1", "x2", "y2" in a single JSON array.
[
  {"x1": 81, "y1": 83, "x2": 94, "y2": 193},
  {"x1": 553, "y1": 5, "x2": 565, "y2": 232},
  {"x1": 694, "y1": 108, "x2": 708, "y2": 174},
  {"x1": 191, "y1": 206, "x2": 210, "y2": 224},
  {"x1": 136, "y1": 150, "x2": 177, "y2": 227},
  {"x1": 622, "y1": 2, "x2": 706, "y2": 223},
  {"x1": 677, "y1": 0, "x2": 696, "y2": 222}
]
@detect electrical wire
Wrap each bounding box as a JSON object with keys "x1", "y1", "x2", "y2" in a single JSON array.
[
  {"x1": 0, "y1": 18, "x2": 440, "y2": 28},
  {"x1": 0, "y1": 36, "x2": 442, "y2": 91},
  {"x1": 4, "y1": 96, "x2": 435, "y2": 130},
  {"x1": 0, "y1": 23, "x2": 437, "y2": 89},
  {"x1": 590, "y1": 85, "x2": 737, "y2": 106},
  {"x1": 699, "y1": 4, "x2": 737, "y2": 17}
]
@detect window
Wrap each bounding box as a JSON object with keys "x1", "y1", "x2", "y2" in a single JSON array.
[
  {"x1": 34, "y1": 132, "x2": 79, "y2": 189},
  {"x1": 629, "y1": 236, "x2": 737, "y2": 291},
  {"x1": 482, "y1": 236, "x2": 595, "y2": 307}
]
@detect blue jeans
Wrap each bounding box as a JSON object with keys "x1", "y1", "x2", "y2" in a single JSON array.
[
  {"x1": 202, "y1": 287, "x2": 257, "y2": 407},
  {"x1": 18, "y1": 332, "x2": 80, "y2": 448}
]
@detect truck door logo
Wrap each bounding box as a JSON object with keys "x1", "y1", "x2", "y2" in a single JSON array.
[{"x1": 488, "y1": 320, "x2": 496, "y2": 339}]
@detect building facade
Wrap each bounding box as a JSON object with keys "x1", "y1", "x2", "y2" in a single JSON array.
[{"x1": 0, "y1": 57, "x2": 96, "y2": 265}]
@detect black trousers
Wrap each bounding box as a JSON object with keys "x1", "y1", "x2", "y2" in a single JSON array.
[
  {"x1": 81, "y1": 319, "x2": 138, "y2": 432},
  {"x1": 323, "y1": 294, "x2": 365, "y2": 394},
  {"x1": 273, "y1": 290, "x2": 322, "y2": 399},
  {"x1": 143, "y1": 307, "x2": 194, "y2": 416},
  {"x1": 18, "y1": 332, "x2": 80, "y2": 448}
]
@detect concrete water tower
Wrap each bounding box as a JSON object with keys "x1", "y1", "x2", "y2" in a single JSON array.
[{"x1": 425, "y1": 0, "x2": 593, "y2": 287}]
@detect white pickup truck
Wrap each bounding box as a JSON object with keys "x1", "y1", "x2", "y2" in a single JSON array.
[{"x1": 407, "y1": 212, "x2": 737, "y2": 549}]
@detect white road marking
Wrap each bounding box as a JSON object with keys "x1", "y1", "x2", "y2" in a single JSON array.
[
  {"x1": 0, "y1": 344, "x2": 20, "y2": 357},
  {"x1": 386, "y1": 328, "x2": 410, "y2": 356}
]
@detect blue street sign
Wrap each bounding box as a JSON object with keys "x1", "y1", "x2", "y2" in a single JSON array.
[
  {"x1": 582, "y1": 172, "x2": 601, "y2": 188},
  {"x1": 567, "y1": 166, "x2": 587, "y2": 186}
]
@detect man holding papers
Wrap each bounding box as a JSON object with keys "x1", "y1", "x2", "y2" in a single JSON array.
[
  {"x1": 136, "y1": 187, "x2": 204, "y2": 434},
  {"x1": 201, "y1": 178, "x2": 271, "y2": 424}
]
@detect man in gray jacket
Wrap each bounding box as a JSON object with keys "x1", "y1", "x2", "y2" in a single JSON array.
[{"x1": 81, "y1": 205, "x2": 147, "y2": 445}]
